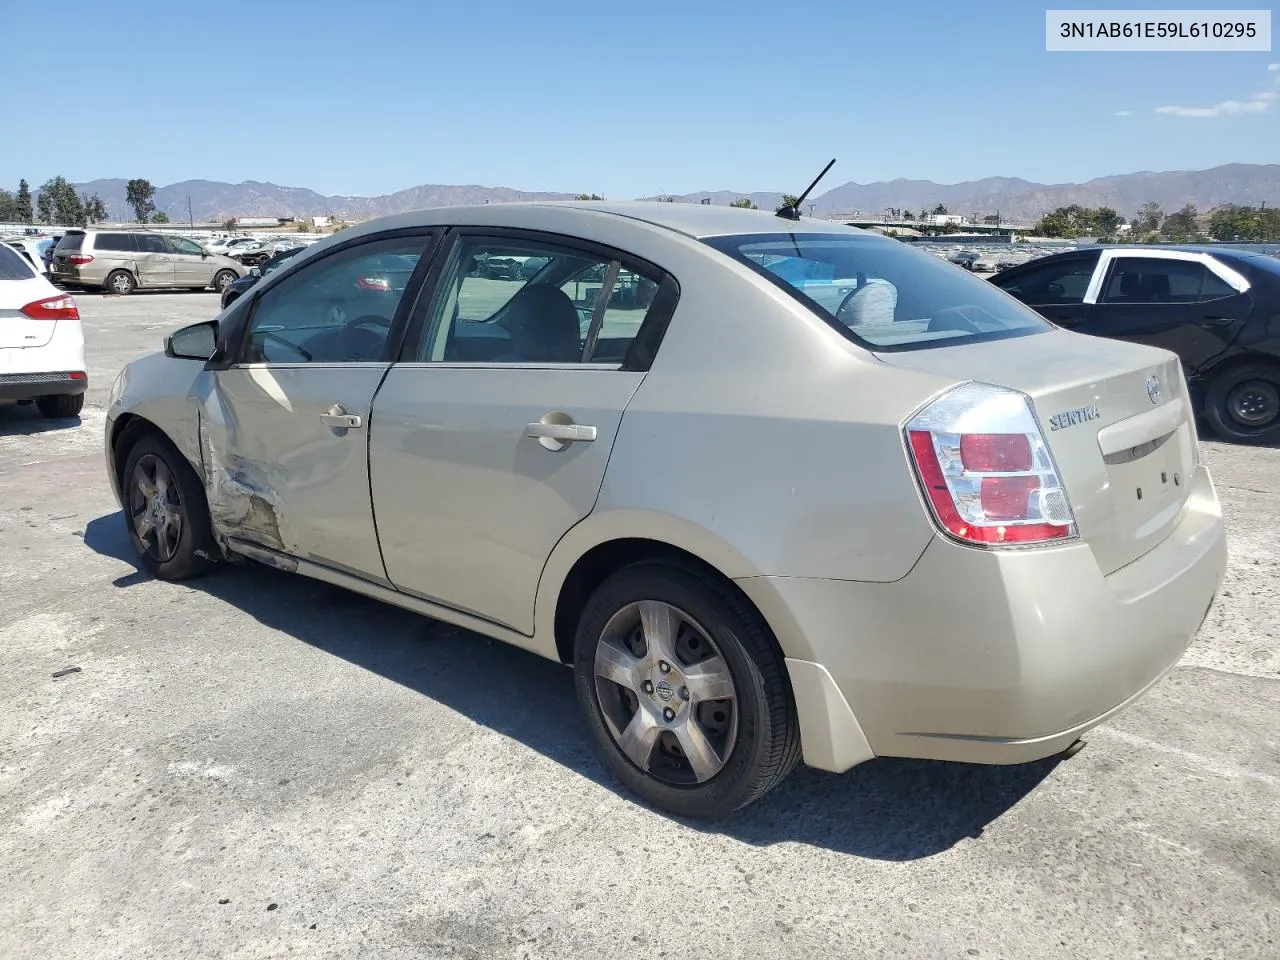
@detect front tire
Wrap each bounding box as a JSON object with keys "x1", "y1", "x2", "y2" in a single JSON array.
[
  {"x1": 213, "y1": 269, "x2": 237, "y2": 293},
  {"x1": 120, "y1": 433, "x2": 220, "y2": 580},
  {"x1": 36, "y1": 394, "x2": 84, "y2": 418},
  {"x1": 105, "y1": 269, "x2": 136, "y2": 295},
  {"x1": 573, "y1": 560, "x2": 801, "y2": 820},
  {"x1": 1204, "y1": 363, "x2": 1280, "y2": 444}
]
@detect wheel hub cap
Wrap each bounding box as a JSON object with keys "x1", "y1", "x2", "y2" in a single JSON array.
[
  {"x1": 593, "y1": 600, "x2": 738, "y2": 786},
  {"x1": 1228, "y1": 379, "x2": 1279, "y2": 427}
]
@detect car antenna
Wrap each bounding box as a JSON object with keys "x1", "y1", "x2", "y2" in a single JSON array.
[{"x1": 776, "y1": 158, "x2": 836, "y2": 221}]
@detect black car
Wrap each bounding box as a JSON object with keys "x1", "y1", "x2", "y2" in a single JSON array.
[
  {"x1": 220, "y1": 246, "x2": 305, "y2": 309},
  {"x1": 990, "y1": 246, "x2": 1280, "y2": 444}
]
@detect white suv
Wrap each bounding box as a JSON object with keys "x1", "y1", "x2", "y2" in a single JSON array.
[{"x1": 0, "y1": 242, "x2": 86, "y2": 418}]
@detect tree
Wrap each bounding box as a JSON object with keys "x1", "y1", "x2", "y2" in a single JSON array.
[
  {"x1": 37, "y1": 177, "x2": 86, "y2": 227},
  {"x1": 15, "y1": 179, "x2": 33, "y2": 223},
  {"x1": 729, "y1": 197, "x2": 756, "y2": 209},
  {"x1": 574, "y1": 193, "x2": 604, "y2": 200},
  {"x1": 152, "y1": 211, "x2": 170, "y2": 223},
  {"x1": 1093, "y1": 206, "x2": 1122, "y2": 237},
  {"x1": 1134, "y1": 201, "x2": 1163, "y2": 233},
  {"x1": 776, "y1": 194, "x2": 800, "y2": 214},
  {"x1": 126, "y1": 178, "x2": 156, "y2": 223},
  {"x1": 83, "y1": 194, "x2": 108, "y2": 224},
  {"x1": 931, "y1": 203, "x2": 949, "y2": 215},
  {"x1": 0, "y1": 190, "x2": 16, "y2": 222},
  {"x1": 1161, "y1": 204, "x2": 1199, "y2": 241}
]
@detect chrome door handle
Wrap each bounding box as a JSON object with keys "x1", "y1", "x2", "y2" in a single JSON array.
[
  {"x1": 526, "y1": 422, "x2": 597, "y2": 442},
  {"x1": 320, "y1": 404, "x2": 363, "y2": 430}
]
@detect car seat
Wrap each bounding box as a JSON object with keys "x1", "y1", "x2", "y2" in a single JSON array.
[{"x1": 493, "y1": 285, "x2": 582, "y2": 363}]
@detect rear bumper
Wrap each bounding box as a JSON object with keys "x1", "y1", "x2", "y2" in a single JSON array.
[
  {"x1": 739, "y1": 464, "x2": 1227, "y2": 772},
  {"x1": 0, "y1": 372, "x2": 88, "y2": 401}
]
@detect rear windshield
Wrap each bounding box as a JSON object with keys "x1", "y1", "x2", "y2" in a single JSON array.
[
  {"x1": 0, "y1": 243, "x2": 37, "y2": 280},
  {"x1": 54, "y1": 232, "x2": 84, "y2": 253},
  {"x1": 704, "y1": 232, "x2": 1053, "y2": 351}
]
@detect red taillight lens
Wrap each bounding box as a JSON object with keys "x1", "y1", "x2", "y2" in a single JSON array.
[
  {"x1": 959, "y1": 433, "x2": 1031, "y2": 472},
  {"x1": 21, "y1": 295, "x2": 80, "y2": 320},
  {"x1": 67, "y1": 254, "x2": 94, "y2": 265},
  {"x1": 906, "y1": 383, "x2": 1076, "y2": 548}
]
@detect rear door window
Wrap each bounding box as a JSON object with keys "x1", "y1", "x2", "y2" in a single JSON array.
[
  {"x1": 95, "y1": 233, "x2": 140, "y2": 253},
  {"x1": 1100, "y1": 258, "x2": 1218, "y2": 304}
]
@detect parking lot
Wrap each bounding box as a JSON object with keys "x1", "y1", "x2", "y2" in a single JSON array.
[{"x1": 2, "y1": 291, "x2": 1278, "y2": 959}]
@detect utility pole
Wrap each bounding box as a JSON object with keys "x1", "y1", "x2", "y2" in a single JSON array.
[{"x1": 187, "y1": 195, "x2": 194, "y2": 227}]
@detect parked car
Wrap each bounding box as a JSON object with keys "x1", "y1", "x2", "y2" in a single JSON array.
[
  {"x1": 220, "y1": 246, "x2": 306, "y2": 309},
  {"x1": 947, "y1": 250, "x2": 980, "y2": 270},
  {"x1": 50, "y1": 230, "x2": 245, "y2": 295},
  {"x1": 0, "y1": 242, "x2": 86, "y2": 418},
  {"x1": 3, "y1": 237, "x2": 56, "y2": 275},
  {"x1": 105, "y1": 202, "x2": 1226, "y2": 819},
  {"x1": 990, "y1": 245, "x2": 1280, "y2": 443}
]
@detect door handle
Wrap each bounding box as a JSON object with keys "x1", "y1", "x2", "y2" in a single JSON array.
[
  {"x1": 1199, "y1": 316, "x2": 1235, "y2": 328},
  {"x1": 320, "y1": 404, "x2": 363, "y2": 430},
  {"x1": 1055, "y1": 316, "x2": 1084, "y2": 328},
  {"x1": 526, "y1": 421, "x2": 597, "y2": 443}
]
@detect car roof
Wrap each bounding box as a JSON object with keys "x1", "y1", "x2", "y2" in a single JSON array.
[
  {"x1": 1031, "y1": 243, "x2": 1273, "y2": 263},
  {"x1": 342, "y1": 200, "x2": 861, "y2": 242}
]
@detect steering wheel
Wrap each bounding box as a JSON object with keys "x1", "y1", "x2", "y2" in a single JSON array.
[
  {"x1": 337, "y1": 314, "x2": 392, "y2": 360},
  {"x1": 259, "y1": 331, "x2": 312, "y2": 362}
]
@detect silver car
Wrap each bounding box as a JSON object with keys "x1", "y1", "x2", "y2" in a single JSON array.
[
  {"x1": 104, "y1": 202, "x2": 1227, "y2": 819},
  {"x1": 51, "y1": 229, "x2": 244, "y2": 295}
]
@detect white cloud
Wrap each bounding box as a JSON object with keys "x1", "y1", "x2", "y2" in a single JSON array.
[
  {"x1": 1114, "y1": 109, "x2": 1133, "y2": 117},
  {"x1": 1155, "y1": 89, "x2": 1274, "y2": 117},
  {"x1": 1269, "y1": 63, "x2": 1279, "y2": 71}
]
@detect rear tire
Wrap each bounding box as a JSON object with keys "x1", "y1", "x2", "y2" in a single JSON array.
[
  {"x1": 36, "y1": 394, "x2": 84, "y2": 418},
  {"x1": 573, "y1": 560, "x2": 801, "y2": 820},
  {"x1": 105, "y1": 270, "x2": 136, "y2": 295},
  {"x1": 1204, "y1": 363, "x2": 1280, "y2": 444},
  {"x1": 120, "y1": 432, "x2": 220, "y2": 580}
]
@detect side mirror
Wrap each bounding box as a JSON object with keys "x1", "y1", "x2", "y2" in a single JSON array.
[
  {"x1": 165, "y1": 320, "x2": 218, "y2": 361},
  {"x1": 249, "y1": 266, "x2": 262, "y2": 277}
]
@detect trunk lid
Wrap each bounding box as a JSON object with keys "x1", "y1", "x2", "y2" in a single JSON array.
[
  {"x1": 0, "y1": 274, "x2": 60, "y2": 350},
  {"x1": 878, "y1": 329, "x2": 1195, "y2": 575}
]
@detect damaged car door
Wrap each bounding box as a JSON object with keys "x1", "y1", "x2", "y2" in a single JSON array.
[{"x1": 199, "y1": 232, "x2": 437, "y2": 582}]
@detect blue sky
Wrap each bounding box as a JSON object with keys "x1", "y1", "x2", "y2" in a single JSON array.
[{"x1": 4, "y1": 0, "x2": 1276, "y2": 198}]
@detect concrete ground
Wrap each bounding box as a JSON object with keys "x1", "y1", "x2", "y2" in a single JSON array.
[{"x1": 2, "y1": 292, "x2": 1278, "y2": 960}]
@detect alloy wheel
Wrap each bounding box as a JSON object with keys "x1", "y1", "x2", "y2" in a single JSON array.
[
  {"x1": 593, "y1": 600, "x2": 738, "y2": 785},
  {"x1": 128, "y1": 454, "x2": 185, "y2": 563}
]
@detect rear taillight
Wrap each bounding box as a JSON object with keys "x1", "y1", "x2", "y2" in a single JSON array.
[
  {"x1": 905, "y1": 382, "x2": 1076, "y2": 547},
  {"x1": 20, "y1": 295, "x2": 80, "y2": 321},
  {"x1": 67, "y1": 254, "x2": 94, "y2": 265},
  {"x1": 357, "y1": 276, "x2": 392, "y2": 291}
]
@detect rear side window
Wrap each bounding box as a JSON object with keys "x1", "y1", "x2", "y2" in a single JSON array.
[
  {"x1": 95, "y1": 233, "x2": 139, "y2": 253},
  {"x1": 54, "y1": 232, "x2": 84, "y2": 253},
  {"x1": 1100, "y1": 257, "x2": 1230, "y2": 304},
  {"x1": 705, "y1": 232, "x2": 1052, "y2": 351},
  {"x1": 0, "y1": 243, "x2": 36, "y2": 280}
]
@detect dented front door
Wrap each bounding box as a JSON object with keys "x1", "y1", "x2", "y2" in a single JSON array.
[{"x1": 199, "y1": 364, "x2": 392, "y2": 582}]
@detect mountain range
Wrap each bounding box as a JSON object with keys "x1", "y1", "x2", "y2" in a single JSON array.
[{"x1": 64, "y1": 163, "x2": 1280, "y2": 224}]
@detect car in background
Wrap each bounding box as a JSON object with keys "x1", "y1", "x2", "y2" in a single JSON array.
[
  {"x1": 3, "y1": 237, "x2": 56, "y2": 275},
  {"x1": 990, "y1": 245, "x2": 1280, "y2": 443},
  {"x1": 105, "y1": 202, "x2": 1225, "y2": 819},
  {"x1": 947, "y1": 250, "x2": 980, "y2": 270},
  {"x1": 0, "y1": 242, "x2": 86, "y2": 418},
  {"x1": 220, "y1": 246, "x2": 306, "y2": 309},
  {"x1": 228, "y1": 239, "x2": 305, "y2": 268},
  {"x1": 51, "y1": 230, "x2": 245, "y2": 295}
]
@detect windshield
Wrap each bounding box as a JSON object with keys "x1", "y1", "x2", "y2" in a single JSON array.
[
  {"x1": 0, "y1": 243, "x2": 36, "y2": 280},
  {"x1": 704, "y1": 232, "x2": 1052, "y2": 351}
]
